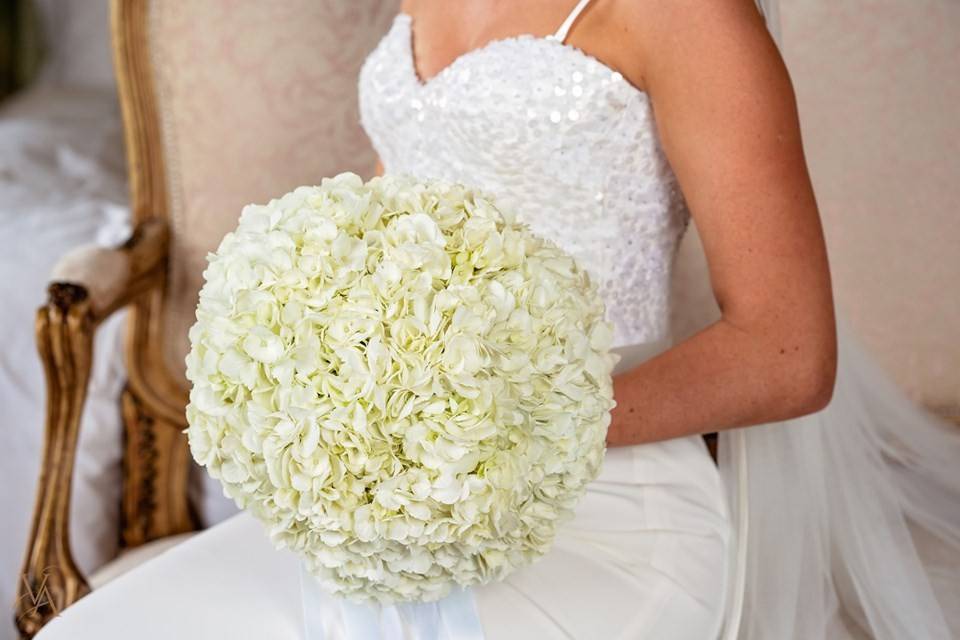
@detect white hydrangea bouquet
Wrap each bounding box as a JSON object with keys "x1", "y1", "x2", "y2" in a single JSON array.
[{"x1": 185, "y1": 172, "x2": 619, "y2": 604}]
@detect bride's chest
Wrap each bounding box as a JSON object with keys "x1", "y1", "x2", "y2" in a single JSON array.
[{"x1": 358, "y1": 15, "x2": 657, "y2": 178}]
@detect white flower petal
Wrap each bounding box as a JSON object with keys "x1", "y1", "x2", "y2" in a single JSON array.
[{"x1": 184, "y1": 173, "x2": 616, "y2": 602}]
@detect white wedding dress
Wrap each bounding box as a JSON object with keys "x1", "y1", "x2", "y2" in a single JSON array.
[{"x1": 37, "y1": 2, "x2": 960, "y2": 639}]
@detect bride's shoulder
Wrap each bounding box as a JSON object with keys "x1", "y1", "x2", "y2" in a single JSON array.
[{"x1": 587, "y1": 0, "x2": 779, "y2": 95}]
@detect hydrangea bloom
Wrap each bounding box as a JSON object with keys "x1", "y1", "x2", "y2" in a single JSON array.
[{"x1": 185, "y1": 173, "x2": 619, "y2": 603}]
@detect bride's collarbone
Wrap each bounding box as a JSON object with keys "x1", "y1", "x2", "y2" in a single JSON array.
[{"x1": 402, "y1": 0, "x2": 649, "y2": 94}]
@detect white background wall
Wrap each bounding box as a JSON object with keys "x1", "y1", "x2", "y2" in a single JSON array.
[{"x1": 784, "y1": 1, "x2": 960, "y2": 410}]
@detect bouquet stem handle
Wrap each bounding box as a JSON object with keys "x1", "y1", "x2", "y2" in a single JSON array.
[{"x1": 300, "y1": 563, "x2": 486, "y2": 639}]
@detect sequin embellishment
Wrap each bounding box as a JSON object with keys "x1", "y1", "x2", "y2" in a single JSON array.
[{"x1": 359, "y1": 14, "x2": 690, "y2": 347}]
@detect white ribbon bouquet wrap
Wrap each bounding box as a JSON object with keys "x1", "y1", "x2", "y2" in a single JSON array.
[{"x1": 184, "y1": 173, "x2": 620, "y2": 635}]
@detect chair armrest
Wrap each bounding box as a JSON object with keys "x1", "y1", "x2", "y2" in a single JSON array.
[
  {"x1": 47, "y1": 217, "x2": 169, "y2": 322},
  {"x1": 15, "y1": 218, "x2": 169, "y2": 638}
]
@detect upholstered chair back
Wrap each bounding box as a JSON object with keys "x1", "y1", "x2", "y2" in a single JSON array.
[
  {"x1": 672, "y1": 0, "x2": 959, "y2": 418},
  {"x1": 108, "y1": 0, "x2": 399, "y2": 546},
  {"x1": 141, "y1": 1, "x2": 399, "y2": 387}
]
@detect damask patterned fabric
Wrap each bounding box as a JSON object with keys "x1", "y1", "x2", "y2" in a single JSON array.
[{"x1": 149, "y1": 1, "x2": 399, "y2": 384}]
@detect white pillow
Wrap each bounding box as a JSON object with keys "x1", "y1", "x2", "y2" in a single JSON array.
[
  {"x1": 31, "y1": 0, "x2": 116, "y2": 90},
  {"x1": 0, "y1": 87, "x2": 128, "y2": 640}
]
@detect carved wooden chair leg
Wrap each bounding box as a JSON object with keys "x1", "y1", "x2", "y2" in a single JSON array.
[
  {"x1": 15, "y1": 285, "x2": 96, "y2": 638},
  {"x1": 120, "y1": 385, "x2": 198, "y2": 548}
]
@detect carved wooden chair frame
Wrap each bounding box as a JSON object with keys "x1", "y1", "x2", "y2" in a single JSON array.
[{"x1": 16, "y1": 1, "x2": 197, "y2": 636}]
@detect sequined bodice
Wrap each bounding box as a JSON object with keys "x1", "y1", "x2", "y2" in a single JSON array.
[{"x1": 358, "y1": 13, "x2": 690, "y2": 347}]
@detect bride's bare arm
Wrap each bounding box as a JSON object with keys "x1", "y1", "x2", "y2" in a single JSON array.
[{"x1": 600, "y1": 0, "x2": 837, "y2": 445}]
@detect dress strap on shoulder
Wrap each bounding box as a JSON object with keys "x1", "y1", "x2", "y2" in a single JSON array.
[{"x1": 549, "y1": 0, "x2": 593, "y2": 43}]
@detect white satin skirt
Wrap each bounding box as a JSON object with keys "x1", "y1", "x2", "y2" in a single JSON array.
[{"x1": 37, "y1": 341, "x2": 733, "y2": 640}]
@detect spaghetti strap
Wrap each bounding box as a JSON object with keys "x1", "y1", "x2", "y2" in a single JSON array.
[{"x1": 549, "y1": 0, "x2": 593, "y2": 44}]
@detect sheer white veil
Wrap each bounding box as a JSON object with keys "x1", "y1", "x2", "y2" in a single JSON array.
[{"x1": 715, "y1": 3, "x2": 960, "y2": 638}]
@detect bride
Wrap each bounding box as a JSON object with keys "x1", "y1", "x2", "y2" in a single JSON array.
[{"x1": 37, "y1": 1, "x2": 960, "y2": 638}]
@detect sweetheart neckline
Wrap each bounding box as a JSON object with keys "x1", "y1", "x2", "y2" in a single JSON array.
[{"x1": 395, "y1": 13, "x2": 648, "y2": 99}]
